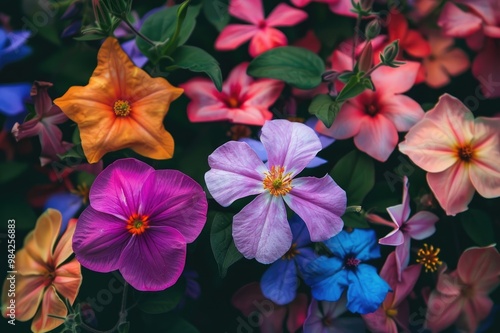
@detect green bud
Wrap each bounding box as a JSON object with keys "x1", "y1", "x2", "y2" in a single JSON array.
[
  {"x1": 380, "y1": 40, "x2": 400, "y2": 65},
  {"x1": 365, "y1": 19, "x2": 381, "y2": 40},
  {"x1": 357, "y1": 41, "x2": 373, "y2": 73}
]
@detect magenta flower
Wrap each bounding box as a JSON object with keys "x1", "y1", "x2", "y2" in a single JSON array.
[
  {"x1": 215, "y1": 0, "x2": 307, "y2": 57},
  {"x1": 205, "y1": 119, "x2": 346, "y2": 263},
  {"x1": 73, "y1": 158, "x2": 208, "y2": 291},
  {"x1": 315, "y1": 51, "x2": 424, "y2": 162},
  {"x1": 11, "y1": 81, "x2": 72, "y2": 166},
  {"x1": 376, "y1": 176, "x2": 439, "y2": 278},
  {"x1": 180, "y1": 62, "x2": 284, "y2": 126},
  {"x1": 362, "y1": 251, "x2": 422, "y2": 333},
  {"x1": 425, "y1": 246, "x2": 500, "y2": 333}
]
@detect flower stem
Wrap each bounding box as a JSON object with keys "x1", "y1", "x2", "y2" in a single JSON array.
[
  {"x1": 352, "y1": 14, "x2": 362, "y2": 69},
  {"x1": 362, "y1": 62, "x2": 384, "y2": 77},
  {"x1": 121, "y1": 17, "x2": 156, "y2": 47}
]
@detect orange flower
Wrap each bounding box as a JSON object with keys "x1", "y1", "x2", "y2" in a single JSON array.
[
  {"x1": 1, "y1": 210, "x2": 81, "y2": 333},
  {"x1": 54, "y1": 37, "x2": 183, "y2": 163}
]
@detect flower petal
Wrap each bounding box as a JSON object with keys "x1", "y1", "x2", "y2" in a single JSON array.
[
  {"x1": 118, "y1": 226, "x2": 186, "y2": 291},
  {"x1": 141, "y1": 169, "x2": 207, "y2": 243},
  {"x1": 53, "y1": 259, "x2": 82, "y2": 304},
  {"x1": 471, "y1": 40, "x2": 500, "y2": 98},
  {"x1": 265, "y1": 4, "x2": 308, "y2": 27},
  {"x1": 249, "y1": 27, "x2": 288, "y2": 57},
  {"x1": 215, "y1": 24, "x2": 258, "y2": 51},
  {"x1": 371, "y1": 61, "x2": 421, "y2": 95},
  {"x1": 458, "y1": 295, "x2": 493, "y2": 333},
  {"x1": 380, "y1": 94, "x2": 424, "y2": 132},
  {"x1": 289, "y1": 214, "x2": 311, "y2": 248},
  {"x1": 316, "y1": 98, "x2": 366, "y2": 139},
  {"x1": 0, "y1": 82, "x2": 31, "y2": 116},
  {"x1": 425, "y1": 289, "x2": 464, "y2": 333},
  {"x1": 2, "y1": 275, "x2": 45, "y2": 321},
  {"x1": 24, "y1": 209, "x2": 62, "y2": 265},
  {"x1": 261, "y1": 259, "x2": 298, "y2": 305},
  {"x1": 456, "y1": 246, "x2": 500, "y2": 294},
  {"x1": 242, "y1": 79, "x2": 284, "y2": 108},
  {"x1": 286, "y1": 293, "x2": 308, "y2": 333},
  {"x1": 283, "y1": 176, "x2": 345, "y2": 242},
  {"x1": 354, "y1": 114, "x2": 399, "y2": 162},
  {"x1": 404, "y1": 211, "x2": 439, "y2": 240},
  {"x1": 239, "y1": 138, "x2": 268, "y2": 162},
  {"x1": 427, "y1": 162, "x2": 475, "y2": 216},
  {"x1": 261, "y1": 119, "x2": 322, "y2": 177},
  {"x1": 233, "y1": 193, "x2": 292, "y2": 264},
  {"x1": 440, "y1": 48, "x2": 470, "y2": 76},
  {"x1": 346, "y1": 265, "x2": 390, "y2": 314},
  {"x1": 437, "y1": 2, "x2": 483, "y2": 38},
  {"x1": 205, "y1": 141, "x2": 267, "y2": 206},
  {"x1": 325, "y1": 229, "x2": 380, "y2": 261},
  {"x1": 395, "y1": 235, "x2": 411, "y2": 274},
  {"x1": 31, "y1": 286, "x2": 67, "y2": 333},
  {"x1": 53, "y1": 218, "x2": 78, "y2": 267},
  {"x1": 305, "y1": 258, "x2": 348, "y2": 301},
  {"x1": 379, "y1": 229, "x2": 404, "y2": 246},
  {"x1": 229, "y1": 0, "x2": 263, "y2": 24}
]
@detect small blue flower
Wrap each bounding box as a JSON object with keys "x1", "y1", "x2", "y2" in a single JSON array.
[
  {"x1": 260, "y1": 215, "x2": 317, "y2": 305},
  {"x1": 0, "y1": 82, "x2": 31, "y2": 117},
  {"x1": 0, "y1": 28, "x2": 32, "y2": 69},
  {"x1": 303, "y1": 228, "x2": 390, "y2": 314},
  {"x1": 44, "y1": 192, "x2": 84, "y2": 233}
]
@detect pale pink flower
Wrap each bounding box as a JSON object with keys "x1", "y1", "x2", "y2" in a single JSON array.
[
  {"x1": 425, "y1": 246, "x2": 500, "y2": 333},
  {"x1": 362, "y1": 251, "x2": 422, "y2": 333},
  {"x1": 291, "y1": 0, "x2": 356, "y2": 17},
  {"x1": 315, "y1": 51, "x2": 424, "y2": 162},
  {"x1": 180, "y1": 62, "x2": 284, "y2": 126},
  {"x1": 215, "y1": 0, "x2": 307, "y2": 57},
  {"x1": 399, "y1": 93, "x2": 500, "y2": 216}
]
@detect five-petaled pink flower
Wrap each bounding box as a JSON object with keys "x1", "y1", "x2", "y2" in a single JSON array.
[
  {"x1": 425, "y1": 245, "x2": 500, "y2": 333},
  {"x1": 180, "y1": 62, "x2": 284, "y2": 126},
  {"x1": 215, "y1": 0, "x2": 307, "y2": 57},
  {"x1": 316, "y1": 51, "x2": 424, "y2": 162},
  {"x1": 373, "y1": 176, "x2": 438, "y2": 279},
  {"x1": 205, "y1": 119, "x2": 346, "y2": 264},
  {"x1": 362, "y1": 251, "x2": 422, "y2": 333},
  {"x1": 399, "y1": 93, "x2": 500, "y2": 216}
]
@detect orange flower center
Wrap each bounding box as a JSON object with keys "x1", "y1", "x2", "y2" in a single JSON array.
[
  {"x1": 282, "y1": 243, "x2": 300, "y2": 260},
  {"x1": 126, "y1": 213, "x2": 150, "y2": 235},
  {"x1": 456, "y1": 144, "x2": 474, "y2": 162},
  {"x1": 263, "y1": 166, "x2": 292, "y2": 196},
  {"x1": 416, "y1": 243, "x2": 442, "y2": 272},
  {"x1": 226, "y1": 96, "x2": 240, "y2": 108},
  {"x1": 385, "y1": 307, "x2": 398, "y2": 318},
  {"x1": 114, "y1": 99, "x2": 131, "y2": 117}
]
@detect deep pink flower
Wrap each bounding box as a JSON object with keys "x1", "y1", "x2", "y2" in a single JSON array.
[
  {"x1": 73, "y1": 158, "x2": 208, "y2": 291},
  {"x1": 232, "y1": 282, "x2": 308, "y2": 333},
  {"x1": 425, "y1": 246, "x2": 500, "y2": 333},
  {"x1": 180, "y1": 62, "x2": 284, "y2": 126},
  {"x1": 291, "y1": 0, "x2": 356, "y2": 17},
  {"x1": 205, "y1": 119, "x2": 346, "y2": 263},
  {"x1": 215, "y1": 0, "x2": 307, "y2": 57},
  {"x1": 399, "y1": 94, "x2": 500, "y2": 216},
  {"x1": 11, "y1": 81, "x2": 71, "y2": 166},
  {"x1": 376, "y1": 176, "x2": 438, "y2": 278},
  {"x1": 315, "y1": 51, "x2": 424, "y2": 162},
  {"x1": 362, "y1": 251, "x2": 422, "y2": 333}
]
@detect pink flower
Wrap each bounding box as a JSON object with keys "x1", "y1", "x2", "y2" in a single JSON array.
[
  {"x1": 362, "y1": 252, "x2": 422, "y2": 333},
  {"x1": 232, "y1": 282, "x2": 308, "y2": 333},
  {"x1": 205, "y1": 119, "x2": 346, "y2": 263},
  {"x1": 425, "y1": 246, "x2": 500, "y2": 333},
  {"x1": 438, "y1": 0, "x2": 500, "y2": 97},
  {"x1": 399, "y1": 93, "x2": 500, "y2": 216},
  {"x1": 422, "y1": 31, "x2": 470, "y2": 88},
  {"x1": 291, "y1": 0, "x2": 356, "y2": 17},
  {"x1": 375, "y1": 176, "x2": 439, "y2": 278},
  {"x1": 215, "y1": 0, "x2": 307, "y2": 57},
  {"x1": 180, "y1": 62, "x2": 284, "y2": 126},
  {"x1": 315, "y1": 51, "x2": 424, "y2": 162}
]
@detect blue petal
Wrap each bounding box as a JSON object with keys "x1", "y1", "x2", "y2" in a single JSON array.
[
  {"x1": 0, "y1": 30, "x2": 32, "y2": 69},
  {"x1": 345, "y1": 264, "x2": 390, "y2": 314},
  {"x1": 260, "y1": 259, "x2": 298, "y2": 305},
  {"x1": 289, "y1": 214, "x2": 311, "y2": 247},
  {"x1": 295, "y1": 247, "x2": 317, "y2": 274},
  {"x1": 305, "y1": 117, "x2": 335, "y2": 148},
  {"x1": 310, "y1": 269, "x2": 348, "y2": 302},
  {"x1": 324, "y1": 229, "x2": 380, "y2": 261},
  {"x1": 44, "y1": 192, "x2": 83, "y2": 234},
  {"x1": 0, "y1": 83, "x2": 31, "y2": 116},
  {"x1": 302, "y1": 256, "x2": 343, "y2": 286},
  {"x1": 305, "y1": 156, "x2": 328, "y2": 168},
  {"x1": 238, "y1": 138, "x2": 268, "y2": 162}
]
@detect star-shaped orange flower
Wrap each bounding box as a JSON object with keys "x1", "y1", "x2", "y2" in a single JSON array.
[{"x1": 54, "y1": 37, "x2": 183, "y2": 163}]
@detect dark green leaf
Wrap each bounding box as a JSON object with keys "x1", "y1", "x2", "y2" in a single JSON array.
[
  {"x1": 363, "y1": 181, "x2": 400, "y2": 213},
  {"x1": 73, "y1": 34, "x2": 106, "y2": 41},
  {"x1": 308, "y1": 94, "x2": 339, "y2": 128},
  {"x1": 342, "y1": 211, "x2": 369, "y2": 228},
  {"x1": 138, "y1": 279, "x2": 186, "y2": 314},
  {"x1": 210, "y1": 212, "x2": 243, "y2": 278},
  {"x1": 171, "y1": 45, "x2": 222, "y2": 91},
  {"x1": 459, "y1": 209, "x2": 495, "y2": 246},
  {"x1": 330, "y1": 150, "x2": 375, "y2": 205},
  {"x1": 247, "y1": 46, "x2": 325, "y2": 89},
  {"x1": 203, "y1": 0, "x2": 229, "y2": 31},
  {"x1": 117, "y1": 322, "x2": 130, "y2": 333},
  {"x1": 336, "y1": 74, "x2": 368, "y2": 102},
  {"x1": 58, "y1": 144, "x2": 86, "y2": 162},
  {"x1": 72, "y1": 127, "x2": 81, "y2": 145},
  {"x1": 0, "y1": 162, "x2": 29, "y2": 184},
  {"x1": 337, "y1": 71, "x2": 355, "y2": 84}
]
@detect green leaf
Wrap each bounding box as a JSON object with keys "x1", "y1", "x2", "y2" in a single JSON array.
[
  {"x1": 336, "y1": 74, "x2": 368, "y2": 103},
  {"x1": 363, "y1": 181, "x2": 400, "y2": 213},
  {"x1": 342, "y1": 211, "x2": 369, "y2": 228},
  {"x1": 72, "y1": 127, "x2": 81, "y2": 145},
  {"x1": 247, "y1": 46, "x2": 325, "y2": 89},
  {"x1": 170, "y1": 45, "x2": 222, "y2": 91},
  {"x1": 138, "y1": 278, "x2": 186, "y2": 314},
  {"x1": 308, "y1": 94, "x2": 339, "y2": 128},
  {"x1": 117, "y1": 322, "x2": 130, "y2": 333},
  {"x1": 137, "y1": 3, "x2": 202, "y2": 60},
  {"x1": 330, "y1": 150, "x2": 375, "y2": 205},
  {"x1": 73, "y1": 34, "x2": 106, "y2": 41},
  {"x1": 0, "y1": 162, "x2": 29, "y2": 184},
  {"x1": 0, "y1": 200, "x2": 37, "y2": 232},
  {"x1": 203, "y1": 0, "x2": 229, "y2": 31},
  {"x1": 210, "y1": 212, "x2": 243, "y2": 278},
  {"x1": 459, "y1": 209, "x2": 495, "y2": 246},
  {"x1": 58, "y1": 144, "x2": 86, "y2": 162}
]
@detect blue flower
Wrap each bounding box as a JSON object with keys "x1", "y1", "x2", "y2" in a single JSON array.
[
  {"x1": 260, "y1": 215, "x2": 317, "y2": 305},
  {"x1": 0, "y1": 82, "x2": 31, "y2": 117},
  {"x1": 44, "y1": 192, "x2": 84, "y2": 233},
  {"x1": 0, "y1": 28, "x2": 32, "y2": 69},
  {"x1": 303, "y1": 228, "x2": 390, "y2": 314}
]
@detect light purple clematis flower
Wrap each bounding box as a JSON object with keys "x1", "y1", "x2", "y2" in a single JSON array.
[
  {"x1": 374, "y1": 176, "x2": 439, "y2": 280},
  {"x1": 205, "y1": 119, "x2": 346, "y2": 264},
  {"x1": 73, "y1": 158, "x2": 208, "y2": 291},
  {"x1": 11, "y1": 81, "x2": 72, "y2": 166}
]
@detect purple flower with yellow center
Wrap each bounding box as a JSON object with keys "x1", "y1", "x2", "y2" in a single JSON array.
[
  {"x1": 205, "y1": 119, "x2": 346, "y2": 264},
  {"x1": 260, "y1": 215, "x2": 316, "y2": 305},
  {"x1": 73, "y1": 158, "x2": 208, "y2": 291}
]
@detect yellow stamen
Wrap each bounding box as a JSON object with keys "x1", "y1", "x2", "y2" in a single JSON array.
[
  {"x1": 385, "y1": 308, "x2": 398, "y2": 318},
  {"x1": 456, "y1": 144, "x2": 474, "y2": 162},
  {"x1": 70, "y1": 183, "x2": 90, "y2": 204},
  {"x1": 126, "y1": 213, "x2": 150, "y2": 235},
  {"x1": 263, "y1": 166, "x2": 292, "y2": 196},
  {"x1": 227, "y1": 97, "x2": 239, "y2": 108},
  {"x1": 416, "y1": 243, "x2": 442, "y2": 272},
  {"x1": 114, "y1": 99, "x2": 131, "y2": 117},
  {"x1": 282, "y1": 243, "x2": 300, "y2": 260}
]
